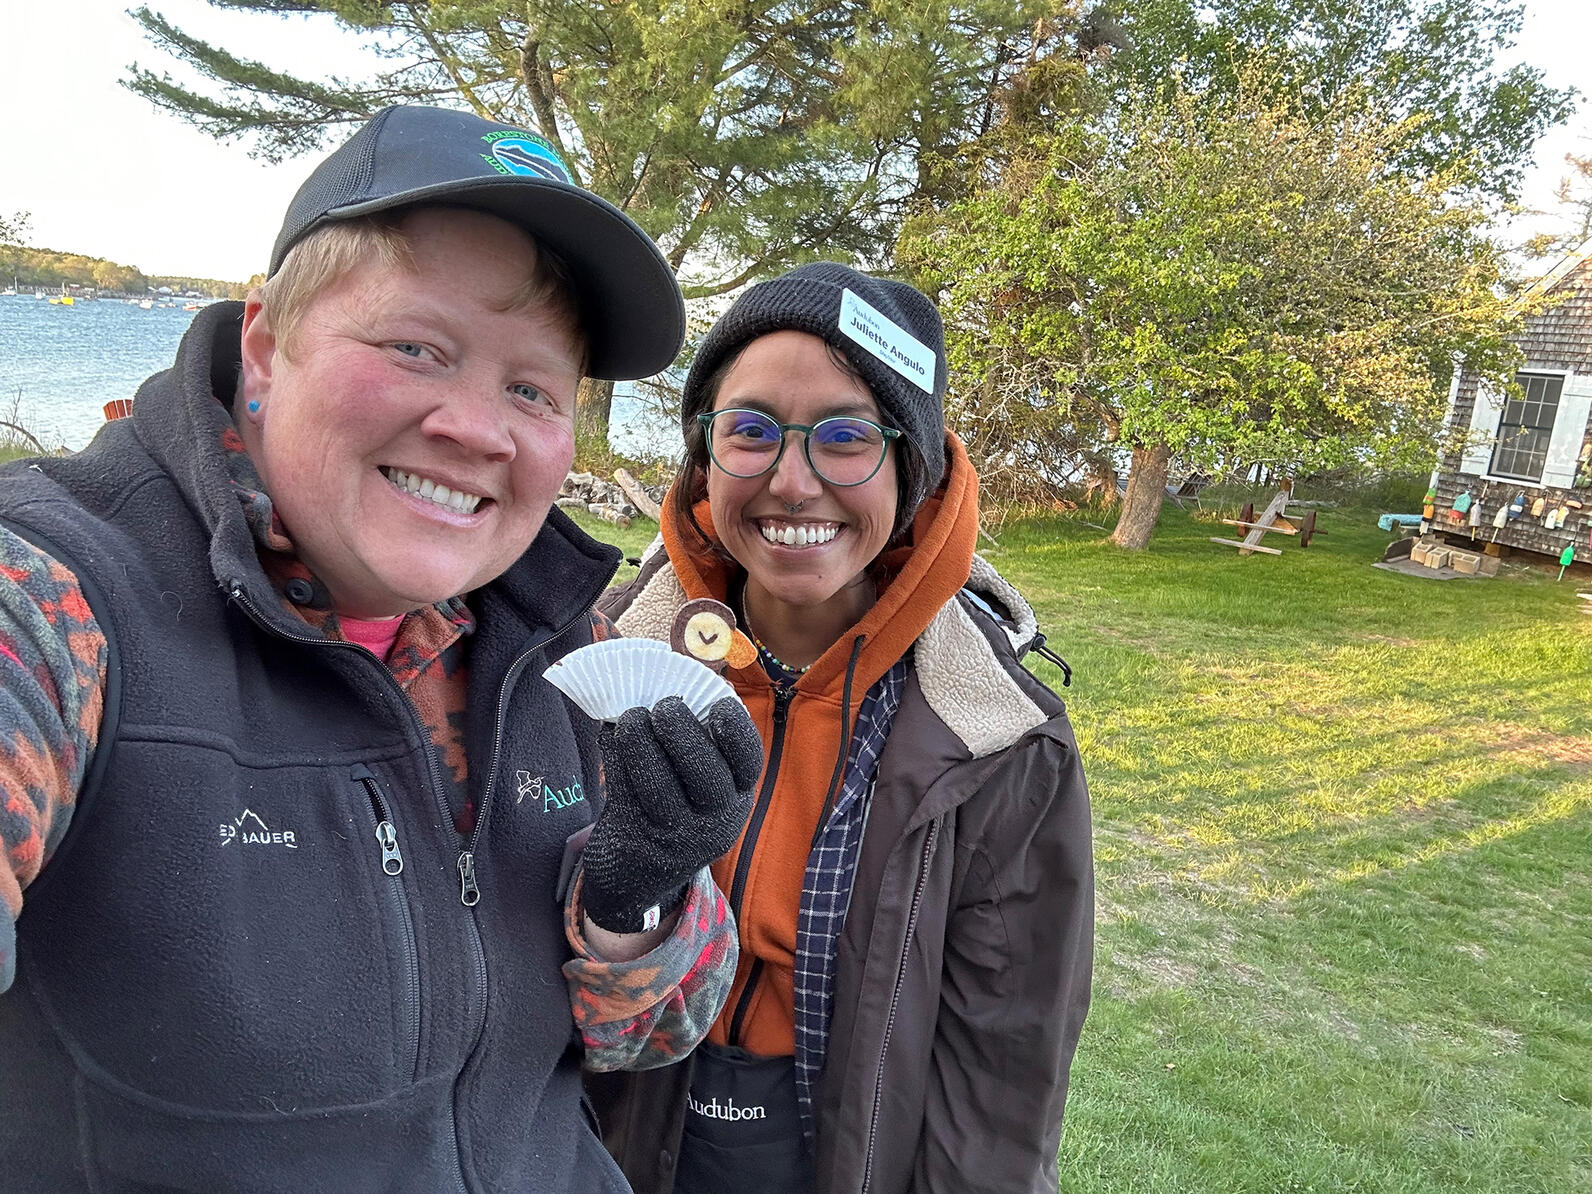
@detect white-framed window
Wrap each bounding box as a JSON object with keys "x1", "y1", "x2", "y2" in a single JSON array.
[
  {"x1": 1489, "y1": 372, "x2": 1564, "y2": 481},
  {"x1": 1461, "y1": 367, "x2": 1590, "y2": 489}
]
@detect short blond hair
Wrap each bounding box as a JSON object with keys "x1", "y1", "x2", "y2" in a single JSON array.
[{"x1": 255, "y1": 207, "x2": 585, "y2": 363}]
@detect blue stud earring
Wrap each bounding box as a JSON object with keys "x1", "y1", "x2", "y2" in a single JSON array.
[{"x1": 247, "y1": 400, "x2": 260, "y2": 414}]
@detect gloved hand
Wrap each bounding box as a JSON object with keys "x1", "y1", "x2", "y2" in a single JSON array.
[{"x1": 581, "y1": 695, "x2": 763, "y2": 934}]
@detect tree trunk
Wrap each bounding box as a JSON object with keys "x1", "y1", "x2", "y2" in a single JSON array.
[
  {"x1": 576, "y1": 377, "x2": 615, "y2": 449},
  {"x1": 1110, "y1": 442, "x2": 1171, "y2": 550}
]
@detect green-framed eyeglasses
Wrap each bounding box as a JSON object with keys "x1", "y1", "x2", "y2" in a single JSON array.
[{"x1": 696, "y1": 408, "x2": 901, "y2": 487}]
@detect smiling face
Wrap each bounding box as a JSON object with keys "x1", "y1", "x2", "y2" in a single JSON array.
[
  {"x1": 238, "y1": 207, "x2": 584, "y2": 618},
  {"x1": 705, "y1": 330, "x2": 898, "y2": 618}
]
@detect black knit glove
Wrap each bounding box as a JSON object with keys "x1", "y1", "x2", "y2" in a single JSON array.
[{"x1": 581, "y1": 695, "x2": 763, "y2": 934}]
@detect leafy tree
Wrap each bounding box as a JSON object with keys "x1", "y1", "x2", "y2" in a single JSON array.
[
  {"x1": 0, "y1": 211, "x2": 30, "y2": 249},
  {"x1": 0, "y1": 244, "x2": 154, "y2": 294},
  {"x1": 123, "y1": 0, "x2": 1106, "y2": 437},
  {"x1": 1097, "y1": 0, "x2": 1575, "y2": 205},
  {"x1": 900, "y1": 64, "x2": 1525, "y2": 548}
]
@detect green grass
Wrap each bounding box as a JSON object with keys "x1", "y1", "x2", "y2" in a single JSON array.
[
  {"x1": 563, "y1": 506, "x2": 659, "y2": 586},
  {"x1": 578, "y1": 496, "x2": 1592, "y2": 1192},
  {"x1": 996, "y1": 500, "x2": 1591, "y2": 1192}
]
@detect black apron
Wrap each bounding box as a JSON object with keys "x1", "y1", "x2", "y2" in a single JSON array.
[{"x1": 674, "y1": 1044, "x2": 811, "y2": 1194}]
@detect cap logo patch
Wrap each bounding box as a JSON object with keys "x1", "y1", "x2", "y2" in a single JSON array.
[
  {"x1": 479, "y1": 130, "x2": 573, "y2": 184},
  {"x1": 839, "y1": 288, "x2": 935, "y2": 394}
]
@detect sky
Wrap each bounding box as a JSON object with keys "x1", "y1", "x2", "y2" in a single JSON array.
[{"x1": 1, "y1": 0, "x2": 1589, "y2": 283}]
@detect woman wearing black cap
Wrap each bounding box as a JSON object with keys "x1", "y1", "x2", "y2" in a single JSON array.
[
  {"x1": 592, "y1": 263, "x2": 1095, "y2": 1194},
  {"x1": 0, "y1": 106, "x2": 760, "y2": 1193}
]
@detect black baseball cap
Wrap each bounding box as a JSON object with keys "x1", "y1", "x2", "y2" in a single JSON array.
[{"x1": 269, "y1": 105, "x2": 685, "y2": 381}]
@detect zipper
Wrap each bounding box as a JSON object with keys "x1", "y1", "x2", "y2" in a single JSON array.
[
  {"x1": 442, "y1": 591, "x2": 607, "y2": 1192},
  {"x1": 228, "y1": 573, "x2": 602, "y2": 1194},
  {"x1": 457, "y1": 598, "x2": 598, "y2": 906},
  {"x1": 860, "y1": 819, "x2": 940, "y2": 1192},
  {"x1": 724, "y1": 683, "x2": 795, "y2": 1043},
  {"x1": 228, "y1": 581, "x2": 470, "y2": 1192},
  {"x1": 353, "y1": 763, "x2": 421, "y2": 1081},
  {"x1": 726, "y1": 957, "x2": 764, "y2": 1044},
  {"x1": 226, "y1": 582, "x2": 455, "y2": 841}
]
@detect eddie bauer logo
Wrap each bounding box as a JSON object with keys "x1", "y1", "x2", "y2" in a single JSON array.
[
  {"x1": 219, "y1": 809, "x2": 298, "y2": 849},
  {"x1": 515, "y1": 771, "x2": 587, "y2": 812},
  {"x1": 687, "y1": 1093, "x2": 767, "y2": 1121}
]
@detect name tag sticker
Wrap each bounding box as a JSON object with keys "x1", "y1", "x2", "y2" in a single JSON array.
[{"x1": 839, "y1": 289, "x2": 935, "y2": 394}]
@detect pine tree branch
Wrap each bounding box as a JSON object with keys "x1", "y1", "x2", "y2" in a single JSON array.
[
  {"x1": 125, "y1": 7, "x2": 406, "y2": 159},
  {"x1": 397, "y1": 3, "x2": 491, "y2": 118},
  {"x1": 667, "y1": 167, "x2": 735, "y2": 269}
]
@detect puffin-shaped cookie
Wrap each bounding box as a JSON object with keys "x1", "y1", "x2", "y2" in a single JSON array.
[{"x1": 672, "y1": 598, "x2": 757, "y2": 673}]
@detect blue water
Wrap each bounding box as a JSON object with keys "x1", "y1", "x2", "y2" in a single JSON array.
[
  {"x1": 0, "y1": 292, "x2": 681, "y2": 458},
  {"x1": 0, "y1": 293, "x2": 204, "y2": 449}
]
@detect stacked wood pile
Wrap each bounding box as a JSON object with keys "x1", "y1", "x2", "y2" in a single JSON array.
[{"x1": 556, "y1": 469, "x2": 667, "y2": 527}]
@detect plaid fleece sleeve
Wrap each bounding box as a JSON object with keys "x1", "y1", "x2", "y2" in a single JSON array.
[
  {"x1": 563, "y1": 867, "x2": 737, "y2": 1072},
  {"x1": 0, "y1": 527, "x2": 109, "y2": 993}
]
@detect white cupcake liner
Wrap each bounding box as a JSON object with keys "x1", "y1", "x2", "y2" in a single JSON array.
[{"x1": 543, "y1": 636, "x2": 742, "y2": 722}]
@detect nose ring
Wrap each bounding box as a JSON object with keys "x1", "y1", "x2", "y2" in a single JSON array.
[{"x1": 784, "y1": 501, "x2": 805, "y2": 515}]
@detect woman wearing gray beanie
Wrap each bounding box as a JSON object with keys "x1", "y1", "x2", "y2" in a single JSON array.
[{"x1": 592, "y1": 262, "x2": 1094, "y2": 1194}]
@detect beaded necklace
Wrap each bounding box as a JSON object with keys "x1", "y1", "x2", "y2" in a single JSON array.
[{"x1": 740, "y1": 596, "x2": 811, "y2": 677}]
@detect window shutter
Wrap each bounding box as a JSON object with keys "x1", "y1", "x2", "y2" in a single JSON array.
[
  {"x1": 1459, "y1": 376, "x2": 1503, "y2": 475},
  {"x1": 1543, "y1": 371, "x2": 1592, "y2": 487}
]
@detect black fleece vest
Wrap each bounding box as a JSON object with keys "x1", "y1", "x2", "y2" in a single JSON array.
[{"x1": 0, "y1": 364, "x2": 628, "y2": 1192}]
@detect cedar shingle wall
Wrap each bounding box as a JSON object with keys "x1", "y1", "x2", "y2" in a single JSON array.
[
  {"x1": 1428, "y1": 475, "x2": 1590, "y2": 558},
  {"x1": 1518, "y1": 265, "x2": 1592, "y2": 365},
  {"x1": 1435, "y1": 260, "x2": 1592, "y2": 559}
]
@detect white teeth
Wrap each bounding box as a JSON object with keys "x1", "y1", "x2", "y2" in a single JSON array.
[
  {"x1": 383, "y1": 468, "x2": 483, "y2": 514},
  {"x1": 759, "y1": 521, "x2": 839, "y2": 547}
]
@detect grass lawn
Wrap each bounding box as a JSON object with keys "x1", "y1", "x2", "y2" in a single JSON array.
[{"x1": 568, "y1": 499, "x2": 1592, "y2": 1192}]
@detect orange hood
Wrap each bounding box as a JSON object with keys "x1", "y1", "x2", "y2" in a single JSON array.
[{"x1": 653, "y1": 432, "x2": 981, "y2": 1055}]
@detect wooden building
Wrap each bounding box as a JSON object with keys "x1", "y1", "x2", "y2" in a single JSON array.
[{"x1": 1428, "y1": 243, "x2": 1592, "y2": 561}]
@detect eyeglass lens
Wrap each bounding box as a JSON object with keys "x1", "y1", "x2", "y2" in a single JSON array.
[{"x1": 708, "y1": 409, "x2": 888, "y2": 485}]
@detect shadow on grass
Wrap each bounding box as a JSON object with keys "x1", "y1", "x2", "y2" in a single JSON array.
[{"x1": 975, "y1": 504, "x2": 1591, "y2": 1194}]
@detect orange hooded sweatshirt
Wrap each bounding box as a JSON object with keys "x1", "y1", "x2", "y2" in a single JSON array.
[{"x1": 654, "y1": 433, "x2": 980, "y2": 1056}]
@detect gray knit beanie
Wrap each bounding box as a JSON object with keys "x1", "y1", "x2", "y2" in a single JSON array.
[{"x1": 682, "y1": 262, "x2": 948, "y2": 515}]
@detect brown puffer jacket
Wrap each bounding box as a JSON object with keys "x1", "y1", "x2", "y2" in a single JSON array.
[{"x1": 589, "y1": 437, "x2": 1093, "y2": 1194}]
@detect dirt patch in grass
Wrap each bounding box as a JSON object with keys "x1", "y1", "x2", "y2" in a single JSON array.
[
  {"x1": 1481, "y1": 1023, "x2": 1524, "y2": 1055},
  {"x1": 1490, "y1": 724, "x2": 1592, "y2": 767},
  {"x1": 1106, "y1": 951, "x2": 1202, "y2": 995}
]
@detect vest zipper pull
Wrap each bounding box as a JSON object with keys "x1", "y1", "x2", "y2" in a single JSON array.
[
  {"x1": 374, "y1": 820, "x2": 404, "y2": 876},
  {"x1": 458, "y1": 851, "x2": 480, "y2": 906}
]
